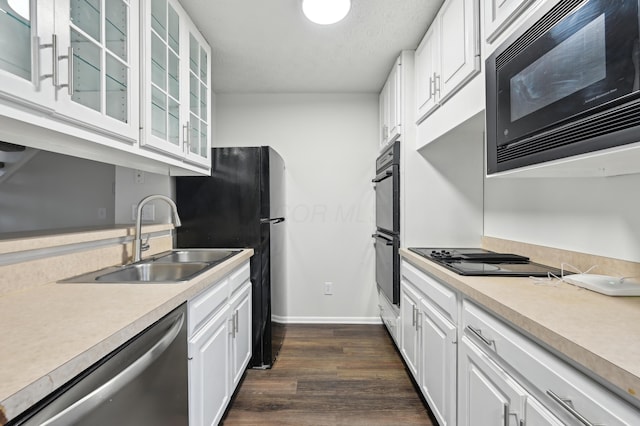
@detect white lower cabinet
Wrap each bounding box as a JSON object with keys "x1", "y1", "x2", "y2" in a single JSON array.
[
  {"x1": 462, "y1": 300, "x2": 640, "y2": 426},
  {"x1": 399, "y1": 259, "x2": 640, "y2": 426},
  {"x1": 419, "y1": 299, "x2": 457, "y2": 426},
  {"x1": 229, "y1": 281, "x2": 252, "y2": 389},
  {"x1": 458, "y1": 336, "x2": 525, "y2": 426},
  {"x1": 188, "y1": 260, "x2": 252, "y2": 426},
  {"x1": 400, "y1": 281, "x2": 421, "y2": 378},
  {"x1": 378, "y1": 288, "x2": 399, "y2": 344},
  {"x1": 525, "y1": 398, "x2": 564, "y2": 426},
  {"x1": 400, "y1": 261, "x2": 458, "y2": 426},
  {"x1": 189, "y1": 304, "x2": 231, "y2": 426}
]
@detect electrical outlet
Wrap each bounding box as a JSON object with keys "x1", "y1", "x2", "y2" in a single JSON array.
[
  {"x1": 97, "y1": 207, "x2": 107, "y2": 219},
  {"x1": 324, "y1": 282, "x2": 333, "y2": 295}
]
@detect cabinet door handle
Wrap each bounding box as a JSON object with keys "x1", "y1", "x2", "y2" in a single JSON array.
[
  {"x1": 183, "y1": 121, "x2": 191, "y2": 153},
  {"x1": 546, "y1": 390, "x2": 597, "y2": 426},
  {"x1": 434, "y1": 72, "x2": 441, "y2": 97},
  {"x1": 429, "y1": 75, "x2": 434, "y2": 99},
  {"x1": 503, "y1": 404, "x2": 521, "y2": 426},
  {"x1": 466, "y1": 325, "x2": 495, "y2": 350},
  {"x1": 32, "y1": 36, "x2": 41, "y2": 89},
  {"x1": 58, "y1": 46, "x2": 74, "y2": 96},
  {"x1": 234, "y1": 311, "x2": 239, "y2": 334},
  {"x1": 39, "y1": 34, "x2": 58, "y2": 86},
  {"x1": 411, "y1": 305, "x2": 416, "y2": 326},
  {"x1": 503, "y1": 403, "x2": 509, "y2": 426}
]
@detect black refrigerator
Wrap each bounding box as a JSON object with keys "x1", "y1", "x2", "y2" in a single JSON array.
[{"x1": 175, "y1": 146, "x2": 286, "y2": 369}]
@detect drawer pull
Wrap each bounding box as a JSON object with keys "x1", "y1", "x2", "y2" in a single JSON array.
[
  {"x1": 546, "y1": 390, "x2": 600, "y2": 426},
  {"x1": 466, "y1": 325, "x2": 495, "y2": 349}
]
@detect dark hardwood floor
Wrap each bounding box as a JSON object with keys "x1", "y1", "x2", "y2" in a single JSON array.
[{"x1": 222, "y1": 324, "x2": 435, "y2": 425}]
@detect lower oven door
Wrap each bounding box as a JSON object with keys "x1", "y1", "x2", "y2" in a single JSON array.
[{"x1": 373, "y1": 232, "x2": 399, "y2": 305}]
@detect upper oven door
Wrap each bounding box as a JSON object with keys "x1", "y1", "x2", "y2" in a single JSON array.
[
  {"x1": 493, "y1": 0, "x2": 640, "y2": 149},
  {"x1": 373, "y1": 164, "x2": 399, "y2": 234}
]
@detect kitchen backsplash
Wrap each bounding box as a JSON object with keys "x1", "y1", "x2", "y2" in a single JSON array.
[{"x1": 0, "y1": 226, "x2": 173, "y2": 297}]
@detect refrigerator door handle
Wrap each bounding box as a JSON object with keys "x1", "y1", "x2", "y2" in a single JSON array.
[{"x1": 260, "y1": 217, "x2": 285, "y2": 224}]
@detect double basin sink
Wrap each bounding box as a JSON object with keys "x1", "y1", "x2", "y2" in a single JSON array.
[{"x1": 61, "y1": 249, "x2": 241, "y2": 284}]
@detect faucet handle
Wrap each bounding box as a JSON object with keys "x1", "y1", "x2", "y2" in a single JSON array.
[{"x1": 141, "y1": 234, "x2": 150, "y2": 252}]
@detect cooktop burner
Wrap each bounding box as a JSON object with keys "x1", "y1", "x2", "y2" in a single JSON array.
[{"x1": 409, "y1": 248, "x2": 564, "y2": 277}]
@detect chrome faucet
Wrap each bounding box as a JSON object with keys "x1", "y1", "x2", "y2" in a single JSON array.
[{"x1": 133, "y1": 194, "x2": 182, "y2": 262}]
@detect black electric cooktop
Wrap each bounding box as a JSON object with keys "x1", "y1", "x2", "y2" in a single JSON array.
[{"x1": 408, "y1": 248, "x2": 564, "y2": 277}]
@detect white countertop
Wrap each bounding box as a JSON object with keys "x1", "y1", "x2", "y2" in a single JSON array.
[
  {"x1": 401, "y1": 248, "x2": 640, "y2": 407},
  {"x1": 0, "y1": 248, "x2": 253, "y2": 424}
]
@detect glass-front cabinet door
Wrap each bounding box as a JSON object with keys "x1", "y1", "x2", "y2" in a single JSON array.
[
  {"x1": 54, "y1": 0, "x2": 140, "y2": 142},
  {"x1": 185, "y1": 30, "x2": 210, "y2": 166},
  {"x1": 141, "y1": 0, "x2": 211, "y2": 166},
  {"x1": 0, "y1": 1, "x2": 56, "y2": 110},
  {"x1": 141, "y1": 0, "x2": 184, "y2": 157}
]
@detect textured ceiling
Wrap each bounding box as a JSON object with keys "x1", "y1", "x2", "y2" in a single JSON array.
[{"x1": 178, "y1": 0, "x2": 444, "y2": 93}]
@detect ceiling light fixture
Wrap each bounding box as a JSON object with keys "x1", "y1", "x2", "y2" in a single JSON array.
[
  {"x1": 302, "y1": 0, "x2": 351, "y2": 25},
  {"x1": 7, "y1": 0, "x2": 29, "y2": 20}
]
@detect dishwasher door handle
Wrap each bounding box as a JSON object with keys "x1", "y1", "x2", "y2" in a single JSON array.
[{"x1": 41, "y1": 312, "x2": 185, "y2": 426}]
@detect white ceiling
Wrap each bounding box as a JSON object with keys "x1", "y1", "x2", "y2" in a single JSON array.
[{"x1": 178, "y1": 0, "x2": 444, "y2": 93}]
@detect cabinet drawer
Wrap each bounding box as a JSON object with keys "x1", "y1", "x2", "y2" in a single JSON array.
[
  {"x1": 462, "y1": 301, "x2": 640, "y2": 425},
  {"x1": 402, "y1": 261, "x2": 457, "y2": 323},
  {"x1": 188, "y1": 277, "x2": 229, "y2": 337},
  {"x1": 229, "y1": 261, "x2": 250, "y2": 296},
  {"x1": 378, "y1": 289, "x2": 399, "y2": 343}
]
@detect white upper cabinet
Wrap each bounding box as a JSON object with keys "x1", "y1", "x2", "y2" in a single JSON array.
[
  {"x1": 0, "y1": 0, "x2": 140, "y2": 141},
  {"x1": 184, "y1": 29, "x2": 211, "y2": 166},
  {"x1": 379, "y1": 78, "x2": 389, "y2": 147},
  {"x1": 141, "y1": 0, "x2": 185, "y2": 157},
  {"x1": 141, "y1": 0, "x2": 211, "y2": 166},
  {"x1": 379, "y1": 56, "x2": 402, "y2": 150},
  {"x1": 415, "y1": 0, "x2": 480, "y2": 123},
  {"x1": 484, "y1": 0, "x2": 536, "y2": 43},
  {"x1": 54, "y1": 0, "x2": 140, "y2": 141},
  {"x1": 0, "y1": 0, "x2": 211, "y2": 175},
  {"x1": 0, "y1": 2, "x2": 56, "y2": 110},
  {"x1": 415, "y1": 22, "x2": 439, "y2": 122}
]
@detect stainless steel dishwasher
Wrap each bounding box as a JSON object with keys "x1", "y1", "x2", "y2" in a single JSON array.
[{"x1": 10, "y1": 304, "x2": 188, "y2": 426}]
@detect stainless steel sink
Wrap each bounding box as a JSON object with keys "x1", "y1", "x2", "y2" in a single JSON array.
[
  {"x1": 151, "y1": 249, "x2": 239, "y2": 264},
  {"x1": 59, "y1": 248, "x2": 242, "y2": 284},
  {"x1": 95, "y1": 262, "x2": 210, "y2": 283}
]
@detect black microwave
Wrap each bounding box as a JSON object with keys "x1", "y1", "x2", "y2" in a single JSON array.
[{"x1": 486, "y1": 0, "x2": 640, "y2": 174}]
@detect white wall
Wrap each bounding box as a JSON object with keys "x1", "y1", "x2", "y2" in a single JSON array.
[
  {"x1": 0, "y1": 150, "x2": 115, "y2": 233},
  {"x1": 403, "y1": 112, "x2": 485, "y2": 248},
  {"x1": 114, "y1": 167, "x2": 174, "y2": 225},
  {"x1": 216, "y1": 93, "x2": 379, "y2": 322},
  {"x1": 484, "y1": 174, "x2": 640, "y2": 262}
]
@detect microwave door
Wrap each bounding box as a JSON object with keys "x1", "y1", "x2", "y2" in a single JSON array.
[{"x1": 487, "y1": 0, "x2": 640, "y2": 174}]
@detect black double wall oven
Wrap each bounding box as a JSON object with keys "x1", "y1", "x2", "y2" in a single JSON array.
[{"x1": 373, "y1": 141, "x2": 400, "y2": 306}]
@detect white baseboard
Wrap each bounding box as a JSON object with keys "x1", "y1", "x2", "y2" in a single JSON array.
[{"x1": 272, "y1": 315, "x2": 382, "y2": 325}]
